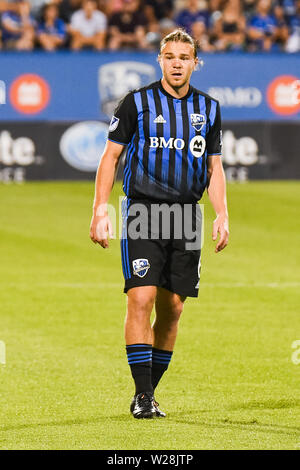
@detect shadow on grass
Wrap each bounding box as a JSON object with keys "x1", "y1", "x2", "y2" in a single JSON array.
[
  {"x1": 169, "y1": 398, "x2": 300, "y2": 437},
  {"x1": 0, "y1": 414, "x2": 130, "y2": 433},
  {"x1": 2, "y1": 399, "x2": 300, "y2": 436},
  {"x1": 170, "y1": 415, "x2": 300, "y2": 437},
  {"x1": 230, "y1": 398, "x2": 300, "y2": 411}
]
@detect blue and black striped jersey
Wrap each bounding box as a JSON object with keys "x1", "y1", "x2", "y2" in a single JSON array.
[{"x1": 108, "y1": 80, "x2": 222, "y2": 203}]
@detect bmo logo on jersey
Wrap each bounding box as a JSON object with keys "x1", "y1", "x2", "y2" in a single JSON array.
[{"x1": 149, "y1": 137, "x2": 185, "y2": 150}]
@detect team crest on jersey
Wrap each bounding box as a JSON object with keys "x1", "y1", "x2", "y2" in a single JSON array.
[
  {"x1": 109, "y1": 115, "x2": 119, "y2": 132},
  {"x1": 190, "y1": 114, "x2": 206, "y2": 132},
  {"x1": 132, "y1": 258, "x2": 150, "y2": 278}
]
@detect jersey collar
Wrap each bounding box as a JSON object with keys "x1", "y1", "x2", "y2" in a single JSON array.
[{"x1": 158, "y1": 80, "x2": 193, "y2": 100}]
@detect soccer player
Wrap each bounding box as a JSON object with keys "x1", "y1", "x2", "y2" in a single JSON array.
[{"x1": 90, "y1": 29, "x2": 229, "y2": 419}]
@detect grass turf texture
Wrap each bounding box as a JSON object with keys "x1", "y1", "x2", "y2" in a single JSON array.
[{"x1": 0, "y1": 181, "x2": 299, "y2": 450}]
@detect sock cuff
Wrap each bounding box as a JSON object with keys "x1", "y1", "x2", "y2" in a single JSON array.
[
  {"x1": 152, "y1": 348, "x2": 173, "y2": 365},
  {"x1": 152, "y1": 347, "x2": 173, "y2": 354},
  {"x1": 126, "y1": 344, "x2": 152, "y2": 365}
]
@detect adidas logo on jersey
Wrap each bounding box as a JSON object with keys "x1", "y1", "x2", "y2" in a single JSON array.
[{"x1": 153, "y1": 115, "x2": 166, "y2": 124}]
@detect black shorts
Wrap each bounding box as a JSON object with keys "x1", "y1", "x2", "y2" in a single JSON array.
[{"x1": 120, "y1": 197, "x2": 202, "y2": 297}]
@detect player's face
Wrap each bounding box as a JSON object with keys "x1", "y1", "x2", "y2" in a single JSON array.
[{"x1": 159, "y1": 41, "x2": 198, "y2": 90}]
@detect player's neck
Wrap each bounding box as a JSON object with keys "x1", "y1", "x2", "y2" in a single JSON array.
[{"x1": 161, "y1": 78, "x2": 190, "y2": 99}]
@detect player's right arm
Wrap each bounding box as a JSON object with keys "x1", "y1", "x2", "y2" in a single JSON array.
[
  {"x1": 90, "y1": 91, "x2": 137, "y2": 249},
  {"x1": 90, "y1": 140, "x2": 124, "y2": 248}
]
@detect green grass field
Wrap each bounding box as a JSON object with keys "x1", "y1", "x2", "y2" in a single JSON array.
[{"x1": 0, "y1": 181, "x2": 299, "y2": 450}]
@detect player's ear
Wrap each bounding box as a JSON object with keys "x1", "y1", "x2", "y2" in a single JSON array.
[{"x1": 193, "y1": 57, "x2": 199, "y2": 71}]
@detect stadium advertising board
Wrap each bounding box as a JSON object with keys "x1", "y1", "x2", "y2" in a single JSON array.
[
  {"x1": 0, "y1": 121, "x2": 299, "y2": 182},
  {"x1": 0, "y1": 52, "x2": 299, "y2": 121}
]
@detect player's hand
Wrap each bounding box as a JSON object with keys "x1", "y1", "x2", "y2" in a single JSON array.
[
  {"x1": 90, "y1": 213, "x2": 113, "y2": 249},
  {"x1": 212, "y1": 213, "x2": 229, "y2": 253}
]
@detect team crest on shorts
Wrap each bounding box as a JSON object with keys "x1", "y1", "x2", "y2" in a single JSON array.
[
  {"x1": 190, "y1": 114, "x2": 206, "y2": 132},
  {"x1": 132, "y1": 258, "x2": 150, "y2": 278}
]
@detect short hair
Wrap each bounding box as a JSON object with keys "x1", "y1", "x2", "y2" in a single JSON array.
[{"x1": 159, "y1": 29, "x2": 198, "y2": 59}]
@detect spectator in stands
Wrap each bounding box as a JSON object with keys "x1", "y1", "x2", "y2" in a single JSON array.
[
  {"x1": 0, "y1": 0, "x2": 18, "y2": 11},
  {"x1": 0, "y1": 0, "x2": 298, "y2": 52},
  {"x1": 191, "y1": 18, "x2": 215, "y2": 51},
  {"x1": 242, "y1": 0, "x2": 257, "y2": 20},
  {"x1": 273, "y1": 2, "x2": 289, "y2": 48},
  {"x1": 143, "y1": 0, "x2": 175, "y2": 48},
  {"x1": 286, "y1": 0, "x2": 300, "y2": 51},
  {"x1": 59, "y1": 0, "x2": 83, "y2": 24},
  {"x1": 276, "y1": 0, "x2": 297, "y2": 22},
  {"x1": 108, "y1": 0, "x2": 148, "y2": 50},
  {"x1": 28, "y1": 0, "x2": 48, "y2": 19},
  {"x1": 159, "y1": 17, "x2": 177, "y2": 36},
  {"x1": 37, "y1": 3, "x2": 66, "y2": 50},
  {"x1": 0, "y1": 0, "x2": 21, "y2": 48},
  {"x1": 247, "y1": 0, "x2": 278, "y2": 51},
  {"x1": 213, "y1": 0, "x2": 246, "y2": 50},
  {"x1": 144, "y1": 0, "x2": 174, "y2": 27},
  {"x1": 175, "y1": 0, "x2": 210, "y2": 35},
  {"x1": 101, "y1": 0, "x2": 123, "y2": 16},
  {"x1": 69, "y1": 0, "x2": 107, "y2": 50},
  {"x1": 208, "y1": 0, "x2": 223, "y2": 32},
  {"x1": 1, "y1": 1, "x2": 36, "y2": 50}
]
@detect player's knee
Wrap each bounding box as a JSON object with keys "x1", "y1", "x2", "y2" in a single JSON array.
[
  {"x1": 170, "y1": 301, "x2": 184, "y2": 323},
  {"x1": 127, "y1": 289, "x2": 156, "y2": 316},
  {"x1": 162, "y1": 300, "x2": 184, "y2": 325}
]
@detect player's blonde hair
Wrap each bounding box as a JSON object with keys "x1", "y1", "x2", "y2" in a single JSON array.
[{"x1": 159, "y1": 29, "x2": 198, "y2": 59}]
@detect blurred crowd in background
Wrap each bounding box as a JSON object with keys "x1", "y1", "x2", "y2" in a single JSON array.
[{"x1": 0, "y1": 0, "x2": 299, "y2": 52}]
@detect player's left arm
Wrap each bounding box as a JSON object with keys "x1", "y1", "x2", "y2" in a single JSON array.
[
  {"x1": 206, "y1": 100, "x2": 229, "y2": 253},
  {"x1": 207, "y1": 155, "x2": 229, "y2": 253}
]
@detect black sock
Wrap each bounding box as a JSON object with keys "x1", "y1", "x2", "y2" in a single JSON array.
[
  {"x1": 126, "y1": 344, "x2": 153, "y2": 395},
  {"x1": 152, "y1": 348, "x2": 173, "y2": 391}
]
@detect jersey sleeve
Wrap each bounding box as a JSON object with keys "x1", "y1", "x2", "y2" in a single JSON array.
[
  {"x1": 107, "y1": 92, "x2": 137, "y2": 146},
  {"x1": 206, "y1": 100, "x2": 222, "y2": 156}
]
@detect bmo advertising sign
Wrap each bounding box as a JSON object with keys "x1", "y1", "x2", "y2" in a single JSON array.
[
  {"x1": 267, "y1": 75, "x2": 300, "y2": 116},
  {"x1": 0, "y1": 53, "x2": 299, "y2": 120},
  {"x1": 10, "y1": 74, "x2": 50, "y2": 115}
]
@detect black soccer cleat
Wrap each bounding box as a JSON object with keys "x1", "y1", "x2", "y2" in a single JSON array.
[
  {"x1": 153, "y1": 400, "x2": 166, "y2": 418},
  {"x1": 130, "y1": 392, "x2": 156, "y2": 419},
  {"x1": 130, "y1": 396, "x2": 136, "y2": 414},
  {"x1": 130, "y1": 395, "x2": 166, "y2": 418}
]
